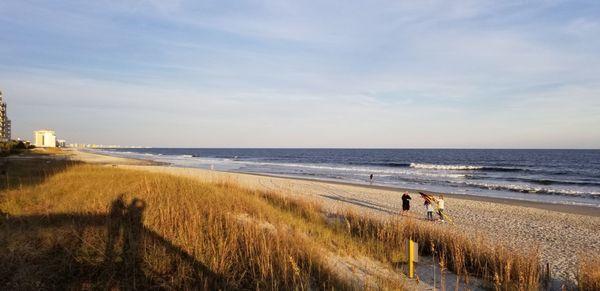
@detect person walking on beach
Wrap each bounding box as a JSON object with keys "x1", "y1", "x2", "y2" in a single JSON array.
[
  {"x1": 401, "y1": 193, "x2": 411, "y2": 216},
  {"x1": 424, "y1": 200, "x2": 434, "y2": 221},
  {"x1": 437, "y1": 194, "x2": 446, "y2": 222},
  {"x1": 369, "y1": 173, "x2": 374, "y2": 184}
]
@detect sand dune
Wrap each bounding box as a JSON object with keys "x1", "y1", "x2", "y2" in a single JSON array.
[{"x1": 68, "y1": 149, "x2": 600, "y2": 282}]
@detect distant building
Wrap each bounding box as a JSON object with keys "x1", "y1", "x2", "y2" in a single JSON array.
[
  {"x1": 0, "y1": 90, "x2": 11, "y2": 141},
  {"x1": 57, "y1": 139, "x2": 67, "y2": 148},
  {"x1": 34, "y1": 130, "x2": 57, "y2": 148}
]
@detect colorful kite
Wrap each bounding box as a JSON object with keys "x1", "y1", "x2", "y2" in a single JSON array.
[{"x1": 419, "y1": 192, "x2": 453, "y2": 223}]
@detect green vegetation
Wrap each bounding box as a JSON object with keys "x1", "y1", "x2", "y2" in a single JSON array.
[{"x1": 0, "y1": 140, "x2": 32, "y2": 157}]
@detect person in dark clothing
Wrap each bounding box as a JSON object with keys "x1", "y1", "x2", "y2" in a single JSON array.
[
  {"x1": 401, "y1": 193, "x2": 411, "y2": 216},
  {"x1": 369, "y1": 174, "x2": 374, "y2": 184}
]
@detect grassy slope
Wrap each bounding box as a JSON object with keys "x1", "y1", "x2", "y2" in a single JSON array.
[
  {"x1": 0, "y1": 160, "x2": 405, "y2": 290},
  {"x1": 4, "y1": 154, "x2": 597, "y2": 290}
]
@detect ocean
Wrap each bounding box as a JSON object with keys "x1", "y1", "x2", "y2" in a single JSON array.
[{"x1": 93, "y1": 148, "x2": 600, "y2": 207}]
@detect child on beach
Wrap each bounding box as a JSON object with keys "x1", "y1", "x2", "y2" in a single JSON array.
[
  {"x1": 437, "y1": 195, "x2": 445, "y2": 222},
  {"x1": 424, "y1": 200, "x2": 434, "y2": 221}
]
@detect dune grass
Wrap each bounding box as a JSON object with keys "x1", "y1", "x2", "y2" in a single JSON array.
[
  {"x1": 0, "y1": 155, "x2": 566, "y2": 290},
  {"x1": 236, "y1": 186, "x2": 543, "y2": 290},
  {"x1": 0, "y1": 160, "x2": 404, "y2": 290},
  {"x1": 337, "y1": 211, "x2": 542, "y2": 290},
  {"x1": 578, "y1": 256, "x2": 600, "y2": 291},
  {"x1": 253, "y1": 184, "x2": 542, "y2": 289}
]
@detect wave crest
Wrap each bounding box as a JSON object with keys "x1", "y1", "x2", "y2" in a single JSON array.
[
  {"x1": 410, "y1": 163, "x2": 483, "y2": 170},
  {"x1": 455, "y1": 181, "x2": 600, "y2": 198},
  {"x1": 409, "y1": 163, "x2": 524, "y2": 172}
]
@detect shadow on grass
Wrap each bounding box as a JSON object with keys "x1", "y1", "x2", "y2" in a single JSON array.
[
  {"x1": 320, "y1": 193, "x2": 397, "y2": 215},
  {"x1": 0, "y1": 155, "x2": 81, "y2": 191},
  {"x1": 0, "y1": 197, "x2": 229, "y2": 290}
]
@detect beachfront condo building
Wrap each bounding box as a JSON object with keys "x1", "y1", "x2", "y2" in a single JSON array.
[
  {"x1": 0, "y1": 90, "x2": 11, "y2": 142},
  {"x1": 34, "y1": 130, "x2": 57, "y2": 148}
]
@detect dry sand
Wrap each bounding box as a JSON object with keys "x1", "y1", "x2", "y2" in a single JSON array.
[
  {"x1": 68, "y1": 149, "x2": 600, "y2": 284},
  {"x1": 64, "y1": 148, "x2": 158, "y2": 165}
]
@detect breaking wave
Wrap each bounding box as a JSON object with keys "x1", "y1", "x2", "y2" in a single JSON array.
[
  {"x1": 234, "y1": 161, "x2": 468, "y2": 179},
  {"x1": 364, "y1": 162, "x2": 411, "y2": 167},
  {"x1": 507, "y1": 177, "x2": 600, "y2": 187},
  {"x1": 410, "y1": 163, "x2": 483, "y2": 170},
  {"x1": 409, "y1": 163, "x2": 523, "y2": 172},
  {"x1": 455, "y1": 181, "x2": 600, "y2": 198}
]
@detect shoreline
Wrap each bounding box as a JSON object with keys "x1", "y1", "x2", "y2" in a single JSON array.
[
  {"x1": 246, "y1": 172, "x2": 600, "y2": 217},
  {"x1": 81, "y1": 148, "x2": 599, "y2": 217},
  {"x1": 237, "y1": 171, "x2": 600, "y2": 217}
]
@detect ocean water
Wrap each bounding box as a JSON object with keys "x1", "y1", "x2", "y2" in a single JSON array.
[{"x1": 94, "y1": 148, "x2": 600, "y2": 207}]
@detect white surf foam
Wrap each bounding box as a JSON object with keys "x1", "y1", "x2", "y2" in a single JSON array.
[{"x1": 410, "y1": 163, "x2": 483, "y2": 170}]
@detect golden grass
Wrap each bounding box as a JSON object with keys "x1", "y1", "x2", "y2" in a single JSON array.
[
  {"x1": 311, "y1": 208, "x2": 540, "y2": 290},
  {"x1": 0, "y1": 158, "x2": 550, "y2": 290},
  {"x1": 0, "y1": 162, "x2": 401, "y2": 289},
  {"x1": 236, "y1": 186, "x2": 542, "y2": 290},
  {"x1": 578, "y1": 256, "x2": 600, "y2": 291}
]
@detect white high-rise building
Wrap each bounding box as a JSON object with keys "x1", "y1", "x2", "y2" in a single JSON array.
[
  {"x1": 34, "y1": 130, "x2": 57, "y2": 148},
  {"x1": 0, "y1": 90, "x2": 11, "y2": 142}
]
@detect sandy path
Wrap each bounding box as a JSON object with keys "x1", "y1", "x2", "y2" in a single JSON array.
[{"x1": 69, "y1": 150, "x2": 600, "y2": 282}]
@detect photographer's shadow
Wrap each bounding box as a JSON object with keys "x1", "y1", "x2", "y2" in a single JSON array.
[
  {"x1": 103, "y1": 195, "x2": 228, "y2": 290},
  {"x1": 0, "y1": 196, "x2": 228, "y2": 290}
]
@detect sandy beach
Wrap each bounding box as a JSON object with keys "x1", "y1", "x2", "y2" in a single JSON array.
[{"x1": 67, "y1": 149, "x2": 600, "y2": 282}]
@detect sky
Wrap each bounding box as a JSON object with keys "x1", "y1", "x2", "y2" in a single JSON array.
[{"x1": 1, "y1": 0, "x2": 599, "y2": 148}]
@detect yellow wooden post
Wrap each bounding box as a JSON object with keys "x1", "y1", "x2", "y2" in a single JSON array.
[{"x1": 408, "y1": 239, "x2": 415, "y2": 278}]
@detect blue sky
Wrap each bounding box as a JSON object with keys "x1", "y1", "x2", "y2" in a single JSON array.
[{"x1": 1, "y1": 0, "x2": 599, "y2": 148}]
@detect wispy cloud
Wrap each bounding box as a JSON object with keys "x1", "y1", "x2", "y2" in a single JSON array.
[{"x1": 1, "y1": 0, "x2": 599, "y2": 147}]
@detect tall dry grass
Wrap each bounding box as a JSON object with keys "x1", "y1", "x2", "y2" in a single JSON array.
[
  {"x1": 578, "y1": 256, "x2": 600, "y2": 291},
  {"x1": 323, "y1": 210, "x2": 541, "y2": 290},
  {"x1": 242, "y1": 187, "x2": 542, "y2": 290},
  {"x1": 0, "y1": 158, "x2": 550, "y2": 290},
  {"x1": 0, "y1": 164, "x2": 352, "y2": 289}
]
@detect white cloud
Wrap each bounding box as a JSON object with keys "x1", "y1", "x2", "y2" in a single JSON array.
[{"x1": 2, "y1": 0, "x2": 599, "y2": 147}]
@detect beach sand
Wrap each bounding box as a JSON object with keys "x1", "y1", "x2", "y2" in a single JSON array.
[
  {"x1": 68, "y1": 149, "x2": 600, "y2": 282},
  {"x1": 64, "y1": 148, "x2": 159, "y2": 165}
]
